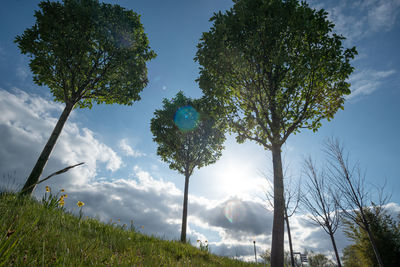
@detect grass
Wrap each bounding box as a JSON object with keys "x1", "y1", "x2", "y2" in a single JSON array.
[{"x1": 0, "y1": 192, "x2": 265, "y2": 266}]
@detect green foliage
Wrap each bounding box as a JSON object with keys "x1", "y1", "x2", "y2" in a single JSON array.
[
  {"x1": 259, "y1": 249, "x2": 294, "y2": 266},
  {"x1": 342, "y1": 206, "x2": 400, "y2": 267},
  {"x1": 308, "y1": 253, "x2": 336, "y2": 267},
  {"x1": 197, "y1": 240, "x2": 210, "y2": 253},
  {"x1": 41, "y1": 186, "x2": 67, "y2": 210},
  {"x1": 15, "y1": 0, "x2": 156, "y2": 109},
  {"x1": 150, "y1": 91, "x2": 226, "y2": 176},
  {"x1": 195, "y1": 0, "x2": 357, "y2": 148},
  {"x1": 0, "y1": 192, "x2": 263, "y2": 266}
]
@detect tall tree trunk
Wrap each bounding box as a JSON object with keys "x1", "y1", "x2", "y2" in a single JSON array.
[
  {"x1": 180, "y1": 171, "x2": 190, "y2": 242},
  {"x1": 285, "y1": 209, "x2": 295, "y2": 267},
  {"x1": 20, "y1": 103, "x2": 74, "y2": 196},
  {"x1": 271, "y1": 142, "x2": 285, "y2": 267},
  {"x1": 328, "y1": 227, "x2": 342, "y2": 267}
]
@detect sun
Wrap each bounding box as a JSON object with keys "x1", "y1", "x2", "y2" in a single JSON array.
[{"x1": 212, "y1": 156, "x2": 261, "y2": 197}]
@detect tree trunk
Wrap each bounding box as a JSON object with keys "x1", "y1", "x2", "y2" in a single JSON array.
[
  {"x1": 180, "y1": 171, "x2": 190, "y2": 242},
  {"x1": 285, "y1": 209, "x2": 295, "y2": 267},
  {"x1": 328, "y1": 227, "x2": 342, "y2": 267},
  {"x1": 271, "y1": 142, "x2": 285, "y2": 267},
  {"x1": 20, "y1": 103, "x2": 74, "y2": 195},
  {"x1": 364, "y1": 221, "x2": 384, "y2": 267}
]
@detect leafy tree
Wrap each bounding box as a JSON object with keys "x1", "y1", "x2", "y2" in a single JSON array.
[
  {"x1": 342, "y1": 206, "x2": 400, "y2": 267},
  {"x1": 150, "y1": 91, "x2": 225, "y2": 242},
  {"x1": 308, "y1": 253, "x2": 336, "y2": 267},
  {"x1": 195, "y1": 0, "x2": 356, "y2": 265},
  {"x1": 15, "y1": 0, "x2": 156, "y2": 195}
]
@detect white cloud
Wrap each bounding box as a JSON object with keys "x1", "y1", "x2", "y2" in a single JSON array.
[
  {"x1": 347, "y1": 69, "x2": 396, "y2": 99},
  {"x1": 118, "y1": 138, "x2": 144, "y2": 157},
  {"x1": 0, "y1": 88, "x2": 122, "y2": 190},
  {"x1": 310, "y1": 0, "x2": 400, "y2": 42},
  {"x1": 162, "y1": 85, "x2": 167, "y2": 90},
  {"x1": 365, "y1": 0, "x2": 400, "y2": 31}
]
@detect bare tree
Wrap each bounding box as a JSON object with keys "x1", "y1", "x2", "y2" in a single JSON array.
[
  {"x1": 263, "y1": 167, "x2": 300, "y2": 267},
  {"x1": 301, "y1": 156, "x2": 342, "y2": 267},
  {"x1": 325, "y1": 138, "x2": 388, "y2": 267}
]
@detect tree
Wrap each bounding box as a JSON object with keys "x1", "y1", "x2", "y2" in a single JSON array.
[
  {"x1": 150, "y1": 91, "x2": 225, "y2": 242},
  {"x1": 195, "y1": 0, "x2": 357, "y2": 265},
  {"x1": 301, "y1": 156, "x2": 342, "y2": 267},
  {"x1": 342, "y1": 205, "x2": 400, "y2": 267},
  {"x1": 15, "y1": 0, "x2": 156, "y2": 195},
  {"x1": 325, "y1": 139, "x2": 389, "y2": 267},
  {"x1": 308, "y1": 253, "x2": 336, "y2": 267}
]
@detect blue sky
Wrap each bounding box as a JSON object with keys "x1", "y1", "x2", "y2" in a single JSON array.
[{"x1": 1, "y1": 0, "x2": 399, "y2": 262}]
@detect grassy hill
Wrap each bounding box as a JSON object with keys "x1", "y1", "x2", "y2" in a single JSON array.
[{"x1": 0, "y1": 192, "x2": 264, "y2": 266}]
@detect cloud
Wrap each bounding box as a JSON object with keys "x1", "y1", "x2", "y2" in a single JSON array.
[
  {"x1": 309, "y1": 0, "x2": 400, "y2": 42},
  {"x1": 16, "y1": 66, "x2": 29, "y2": 80},
  {"x1": 118, "y1": 138, "x2": 144, "y2": 157},
  {"x1": 0, "y1": 88, "x2": 122, "y2": 190},
  {"x1": 162, "y1": 85, "x2": 167, "y2": 90},
  {"x1": 347, "y1": 69, "x2": 396, "y2": 98}
]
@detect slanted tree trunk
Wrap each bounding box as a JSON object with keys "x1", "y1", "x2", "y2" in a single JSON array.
[
  {"x1": 180, "y1": 170, "x2": 190, "y2": 242},
  {"x1": 271, "y1": 142, "x2": 285, "y2": 267},
  {"x1": 328, "y1": 226, "x2": 342, "y2": 267},
  {"x1": 363, "y1": 215, "x2": 384, "y2": 267},
  {"x1": 285, "y1": 209, "x2": 295, "y2": 267},
  {"x1": 20, "y1": 102, "x2": 74, "y2": 195}
]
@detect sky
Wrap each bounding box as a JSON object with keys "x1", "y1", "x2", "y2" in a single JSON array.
[{"x1": 0, "y1": 0, "x2": 400, "y2": 262}]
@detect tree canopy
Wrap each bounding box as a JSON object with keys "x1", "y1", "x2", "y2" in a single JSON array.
[
  {"x1": 151, "y1": 92, "x2": 225, "y2": 177},
  {"x1": 196, "y1": 0, "x2": 356, "y2": 148},
  {"x1": 15, "y1": 0, "x2": 156, "y2": 109}
]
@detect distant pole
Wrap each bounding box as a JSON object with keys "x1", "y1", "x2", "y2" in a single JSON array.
[{"x1": 253, "y1": 240, "x2": 257, "y2": 263}]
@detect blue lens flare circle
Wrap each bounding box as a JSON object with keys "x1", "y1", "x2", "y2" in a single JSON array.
[{"x1": 174, "y1": 105, "x2": 200, "y2": 132}]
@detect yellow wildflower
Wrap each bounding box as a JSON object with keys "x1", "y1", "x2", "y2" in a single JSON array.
[
  {"x1": 60, "y1": 189, "x2": 65, "y2": 193},
  {"x1": 45, "y1": 186, "x2": 50, "y2": 192},
  {"x1": 63, "y1": 194, "x2": 68, "y2": 198},
  {"x1": 141, "y1": 225, "x2": 144, "y2": 229},
  {"x1": 77, "y1": 201, "x2": 84, "y2": 207},
  {"x1": 59, "y1": 200, "x2": 65, "y2": 207}
]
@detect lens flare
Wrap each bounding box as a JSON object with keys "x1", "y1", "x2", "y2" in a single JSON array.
[
  {"x1": 223, "y1": 199, "x2": 244, "y2": 224},
  {"x1": 174, "y1": 105, "x2": 200, "y2": 132}
]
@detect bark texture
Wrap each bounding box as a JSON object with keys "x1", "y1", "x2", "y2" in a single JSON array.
[
  {"x1": 180, "y1": 172, "x2": 190, "y2": 242},
  {"x1": 271, "y1": 143, "x2": 285, "y2": 267}
]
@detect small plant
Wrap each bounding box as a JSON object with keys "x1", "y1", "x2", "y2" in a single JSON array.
[
  {"x1": 197, "y1": 239, "x2": 210, "y2": 253},
  {"x1": 41, "y1": 186, "x2": 67, "y2": 209},
  {"x1": 77, "y1": 201, "x2": 85, "y2": 221}
]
